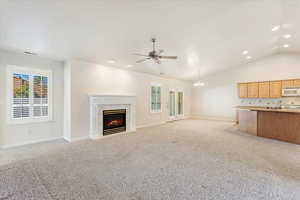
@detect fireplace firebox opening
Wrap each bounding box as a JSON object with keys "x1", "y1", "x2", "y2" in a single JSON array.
[{"x1": 103, "y1": 109, "x2": 126, "y2": 135}]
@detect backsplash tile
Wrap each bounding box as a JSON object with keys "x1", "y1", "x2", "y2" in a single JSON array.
[{"x1": 239, "y1": 97, "x2": 300, "y2": 107}]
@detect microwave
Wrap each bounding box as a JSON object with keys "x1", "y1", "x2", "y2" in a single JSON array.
[{"x1": 282, "y1": 88, "x2": 300, "y2": 96}]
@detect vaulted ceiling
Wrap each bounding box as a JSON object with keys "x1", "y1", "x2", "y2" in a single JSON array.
[{"x1": 0, "y1": 0, "x2": 299, "y2": 81}]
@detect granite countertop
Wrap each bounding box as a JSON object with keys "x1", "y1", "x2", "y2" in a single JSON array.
[{"x1": 235, "y1": 106, "x2": 300, "y2": 113}]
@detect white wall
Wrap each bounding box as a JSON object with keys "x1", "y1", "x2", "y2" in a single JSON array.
[
  {"x1": 192, "y1": 53, "x2": 300, "y2": 121},
  {"x1": 65, "y1": 60, "x2": 192, "y2": 141},
  {"x1": 0, "y1": 50, "x2": 64, "y2": 147}
]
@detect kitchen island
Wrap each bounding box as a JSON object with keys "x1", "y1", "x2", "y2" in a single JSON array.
[{"x1": 236, "y1": 106, "x2": 300, "y2": 145}]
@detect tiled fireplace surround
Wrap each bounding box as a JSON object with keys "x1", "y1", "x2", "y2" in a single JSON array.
[{"x1": 89, "y1": 95, "x2": 136, "y2": 139}]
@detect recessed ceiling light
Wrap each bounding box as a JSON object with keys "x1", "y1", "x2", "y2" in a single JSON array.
[
  {"x1": 284, "y1": 34, "x2": 292, "y2": 39},
  {"x1": 126, "y1": 65, "x2": 133, "y2": 68},
  {"x1": 246, "y1": 56, "x2": 252, "y2": 60},
  {"x1": 107, "y1": 60, "x2": 116, "y2": 64},
  {"x1": 242, "y1": 50, "x2": 248, "y2": 55},
  {"x1": 283, "y1": 44, "x2": 289, "y2": 48},
  {"x1": 272, "y1": 26, "x2": 280, "y2": 32}
]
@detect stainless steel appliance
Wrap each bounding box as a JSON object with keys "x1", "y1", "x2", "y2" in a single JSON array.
[{"x1": 282, "y1": 88, "x2": 300, "y2": 97}]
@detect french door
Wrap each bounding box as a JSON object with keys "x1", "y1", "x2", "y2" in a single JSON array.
[{"x1": 168, "y1": 89, "x2": 184, "y2": 121}]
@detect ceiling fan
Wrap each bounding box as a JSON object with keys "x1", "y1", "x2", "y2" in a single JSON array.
[{"x1": 133, "y1": 38, "x2": 178, "y2": 64}]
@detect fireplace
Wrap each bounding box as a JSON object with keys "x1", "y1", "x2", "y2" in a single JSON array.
[
  {"x1": 103, "y1": 109, "x2": 126, "y2": 136},
  {"x1": 89, "y1": 95, "x2": 136, "y2": 139}
]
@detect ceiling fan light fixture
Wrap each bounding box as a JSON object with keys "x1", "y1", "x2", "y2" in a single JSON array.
[
  {"x1": 107, "y1": 59, "x2": 116, "y2": 64},
  {"x1": 193, "y1": 81, "x2": 205, "y2": 87},
  {"x1": 133, "y1": 38, "x2": 177, "y2": 64},
  {"x1": 283, "y1": 44, "x2": 289, "y2": 48},
  {"x1": 272, "y1": 25, "x2": 280, "y2": 32},
  {"x1": 242, "y1": 50, "x2": 248, "y2": 55}
]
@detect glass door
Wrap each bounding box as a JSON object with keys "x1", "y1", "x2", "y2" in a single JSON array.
[
  {"x1": 168, "y1": 89, "x2": 184, "y2": 121},
  {"x1": 169, "y1": 90, "x2": 176, "y2": 120},
  {"x1": 177, "y1": 91, "x2": 184, "y2": 118}
]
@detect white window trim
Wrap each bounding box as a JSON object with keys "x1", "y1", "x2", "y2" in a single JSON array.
[
  {"x1": 150, "y1": 82, "x2": 162, "y2": 113},
  {"x1": 6, "y1": 65, "x2": 53, "y2": 124}
]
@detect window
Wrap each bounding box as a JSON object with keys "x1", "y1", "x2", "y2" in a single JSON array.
[
  {"x1": 8, "y1": 66, "x2": 52, "y2": 123},
  {"x1": 150, "y1": 83, "x2": 162, "y2": 112}
]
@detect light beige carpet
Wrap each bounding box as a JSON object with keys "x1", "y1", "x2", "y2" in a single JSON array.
[{"x1": 1, "y1": 119, "x2": 300, "y2": 200}]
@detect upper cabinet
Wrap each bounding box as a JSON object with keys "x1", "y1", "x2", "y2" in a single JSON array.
[
  {"x1": 238, "y1": 79, "x2": 300, "y2": 99},
  {"x1": 238, "y1": 83, "x2": 248, "y2": 98},
  {"x1": 247, "y1": 82, "x2": 259, "y2": 98},
  {"x1": 258, "y1": 82, "x2": 270, "y2": 98},
  {"x1": 282, "y1": 79, "x2": 300, "y2": 88},
  {"x1": 293, "y1": 79, "x2": 300, "y2": 88},
  {"x1": 282, "y1": 80, "x2": 294, "y2": 88},
  {"x1": 269, "y1": 81, "x2": 282, "y2": 98}
]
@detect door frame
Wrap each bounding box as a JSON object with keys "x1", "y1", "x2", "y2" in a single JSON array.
[
  {"x1": 168, "y1": 88, "x2": 176, "y2": 121},
  {"x1": 176, "y1": 90, "x2": 185, "y2": 119},
  {"x1": 167, "y1": 88, "x2": 185, "y2": 121}
]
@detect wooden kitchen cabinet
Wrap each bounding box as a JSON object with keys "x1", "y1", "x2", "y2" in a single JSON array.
[
  {"x1": 238, "y1": 83, "x2": 248, "y2": 98},
  {"x1": 238, "y1": 78, "x2": 300, "y2": 98},
  {"x1": 257, "y1": 111, "x2": 300, "y2": 145},
  {"x1": 258, "y1": 82, "x2": 270, "y2": 98},
  {"x1": 293, "y1": 79, "x2": 300, "y2": 88},
  {"x1": 282, "y1": 80, "x2": 294, "y2": 88},
  {"x1": 269, "y1": 81, "x2": 282, "y2": 98},
  {"x1": 247, "y1": 82, "x2": 259, "y2": 98}
]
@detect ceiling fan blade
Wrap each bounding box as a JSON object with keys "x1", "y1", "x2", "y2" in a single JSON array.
[
  {"x1": 136, "y1": 58, "x2": 150, "y2": 63},
  {"x1": 132, "y1": 53, "x2": 149, "y2": 57},
  {"x1": 158, "y1": 56, "x2": 178, "y2": 59}
]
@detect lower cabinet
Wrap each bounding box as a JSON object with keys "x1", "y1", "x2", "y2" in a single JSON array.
[{"x1": 257, "y1": 111, "x2": 300, "y2": 145}]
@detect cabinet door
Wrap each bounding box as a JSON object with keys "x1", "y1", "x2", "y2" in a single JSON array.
[
  {"x1": 282, "y1": 80, "x2": 294, "y2": 88},
  {"x1": 247, "y1": 82, "x2": 259, "y2": 98},
  {"x1": 269, "y1": 81, "x2": 282, "y2": 98},
  {"x1": 238, "y1": 83, "x2": 248, "y2": 98},
  {"x1": 293, "y1": 79, "x2": 300, "y2": 88},
  {"x1": 259, "y1": 82, "x2": 270, "y2": 98}
]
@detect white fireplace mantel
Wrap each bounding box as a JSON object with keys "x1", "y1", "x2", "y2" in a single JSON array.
[{"x1": 89, "y1": 94, "x2": 136, "y2": 139}]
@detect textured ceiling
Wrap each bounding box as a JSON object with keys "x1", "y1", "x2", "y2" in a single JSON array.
[{"x1": 0, "y1": 0, "x2": 299, "y2": 80}]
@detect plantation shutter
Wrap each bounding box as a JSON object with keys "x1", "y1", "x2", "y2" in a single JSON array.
[
  {"x1": 11, "y1": 70, "x2": 50, "y2": 121},
  {"x1": 12, "y1": 73, "x2": 30, "y2": 119},
  {"x1": 33, "y1": 76, "x2": 48, "y2": 117}
]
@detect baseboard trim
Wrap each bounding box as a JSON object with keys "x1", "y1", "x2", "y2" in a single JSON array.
[
  {"x1": 136, "y1": 121, "x2": 167, "y2": 129},
  {"x1": 63, "y1": 136, "x2": 90, "y2": 143},
  {"x1": 1, "y1": 136, "x2": 63, "y2": 149},
  {"x1": 191, "y1": 115, "x2": 235, "y2": 122}
]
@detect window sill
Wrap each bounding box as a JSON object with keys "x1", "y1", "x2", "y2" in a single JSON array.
[
  {"x1": 7, "y1": 119, "x2": 55, "y2": 125},
  {"x1": 150, "y1": 110, "x2": 162, "y2": 114}
]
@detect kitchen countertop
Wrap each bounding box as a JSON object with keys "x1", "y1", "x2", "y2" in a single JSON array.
[{"x1": 235, "y1": 106, "x2": 300, "y2": 113}]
